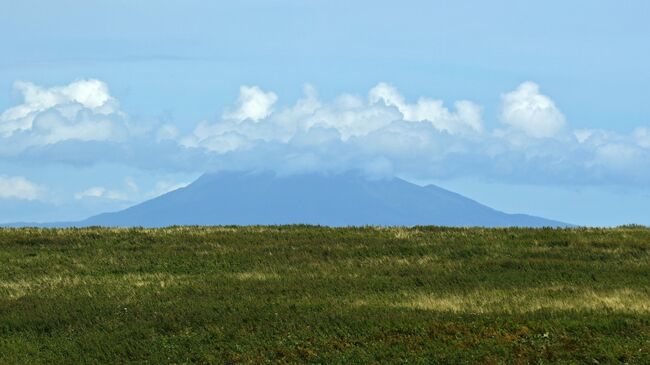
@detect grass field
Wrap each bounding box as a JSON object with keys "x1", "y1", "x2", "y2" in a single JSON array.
[{"x1": 1, "y1": 226, "x2": 649, "y2": 364}]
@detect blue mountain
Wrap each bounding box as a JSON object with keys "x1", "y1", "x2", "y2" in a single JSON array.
[{"x1": 69, "y1": 171, "x2": 568, "y2": 227}]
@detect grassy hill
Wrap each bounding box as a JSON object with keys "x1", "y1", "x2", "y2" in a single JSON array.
[{"x1": 1, "y1": 226, "x2": 649, "y2": 364}]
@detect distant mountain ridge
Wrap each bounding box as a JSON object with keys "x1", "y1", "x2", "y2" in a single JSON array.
[{"x1": 10, "y1": 171, "x2": 570, "y2": 228}]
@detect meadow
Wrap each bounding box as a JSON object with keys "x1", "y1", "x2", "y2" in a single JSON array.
[{"x1": 1, "y1": 226, "x2": 649, "y2": 364}]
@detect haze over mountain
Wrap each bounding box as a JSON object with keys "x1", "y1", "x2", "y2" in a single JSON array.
[{"x1": 23, "y1": 171, "x2": 569, "y2": 228}]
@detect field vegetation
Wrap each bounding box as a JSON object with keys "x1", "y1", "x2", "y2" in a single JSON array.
[{"x1": 1, "y1": 226, "x2": 649, "y2": 363}]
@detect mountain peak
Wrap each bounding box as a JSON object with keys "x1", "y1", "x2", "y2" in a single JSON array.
[{"x1": 72, "y1": 171, "x2": 569, "y2": 227}]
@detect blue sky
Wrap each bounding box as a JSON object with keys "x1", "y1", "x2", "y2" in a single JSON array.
[{"x1": 1, "y1": 0, "x2": 649, "y2": 225}]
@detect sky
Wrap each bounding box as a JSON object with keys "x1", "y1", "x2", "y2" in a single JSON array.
[{"x1": 1, "y1": 0, "x2": 649, "y2": 226}]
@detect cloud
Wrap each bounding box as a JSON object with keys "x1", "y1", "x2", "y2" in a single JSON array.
[
  {"x1": 155, "y1": 123, "x2": 179, "y2": 142},
  {"x1": 182, "y1": 83, "x2": 481, "y2": 168},
  {"x1": 634, "y1": 127, "x2": 650, "y2": 149},
  {"x1": 125, "y1": 177, "x2": 139, "y2": 193},
  {"x1": 0, "y1": 176, "x2": 43, "y2": 200},
  {"x1": 1, "y1": 79, "x2": 116, "y2": 124},
  {"x1": 223, "y1": 86, "x2": 278, "y2": 122},
  {"x1": 74, "y1": 178, "x2": 190, "y2": 202},
  {"x1": 500, "y1": 82, "x2": 566, "y2": 138},
  {"x1": 369, "y1": 82, "x2": 483, "y2": 134},
  {"x1": 74, "y1": 186, "x2": 128, "y2": 201},
  {"x1": 183, "y1": 83, "x2": 482, "y2": 153},
  {"x1": 0, "y1": 80, "x2": 197, "y2": 171},
  {"x1": 150, "y1": 180, "x2": 190, "y2": 196},
  {"x1": 2, "y1": 79, "x2": 650, "y2": 188},
  {"x1": 0, "y1": 79, "x2": 127, "y2": 152},
  {"x1": 179, "y1": 82, "x2": 650, "y2": 186}
]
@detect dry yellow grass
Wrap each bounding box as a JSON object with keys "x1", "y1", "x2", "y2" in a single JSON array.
[{"x1": 378, "y1": 287, "x2": 650, "y2": 314}]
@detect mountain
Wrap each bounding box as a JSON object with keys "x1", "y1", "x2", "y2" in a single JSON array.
[{"x1": 64, "y1": 171, "x2": 568, "y2": 227}]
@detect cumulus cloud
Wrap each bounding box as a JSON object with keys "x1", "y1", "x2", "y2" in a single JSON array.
[
  {"x1": 369, "y1": 82, "x2": 483, "y2": 134},
  {"x1": 500, "y1": 82, "x2": 566, "y2": 138},
  {"x1": 0, "y1": 80, "x2": 193, "y2": 172},
  {"x1": 178, "y1": 81, "x2": 650, "y2": 186},
  {"x1": 184, "y1": 82, "x2": 483, "y2": 154},
  {"x1": 0, "y1": 176, "x2": 43, "y2": 200},
  {"x1": 1, "y1": 79, "x2": 117, "y2": 126},
  {"x1": 223, "y1": 86, "x2": 278, "y2": 122},
  {"x1": 0, "y1": 79, "x2": 128, "y2": 152},
  {"x1": 2, "y1": 79, "x2": 650, "y2": 188}
]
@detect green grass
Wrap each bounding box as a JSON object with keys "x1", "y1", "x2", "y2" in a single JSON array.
[{"x1": 1, "y1": 226, "x2": 649, "y2": 364}]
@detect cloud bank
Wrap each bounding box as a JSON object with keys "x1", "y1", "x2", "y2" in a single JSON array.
[
  {"x1": 1, "y1": 79, "x2": 649, "y2": 188},
  {"x1": 179, "y1": 82, "x2": 650, "y2": 185}
]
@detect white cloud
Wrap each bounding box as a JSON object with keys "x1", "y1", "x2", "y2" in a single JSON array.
[
  {"x1": 574, "y1": 129, "x2": 594, "y2": 144},
  {"x1": 0, "y1": 79, "x2": 127, "y2": 151},
  {"x1": 74, "y1": 178, "x2": 189, "y2": 202},
  {"x1": 0, "y1": 176, "x2": 43, "y2": 200},
  {"x1": 74, "y1": 186, "x2": 128, "y2": 201},
  {"x1": 594, "y1": 143, "x2": 643, "y2": 171},
  {"x1": 500, "y1": 82, "x2": 566, "y2": 138},
  {"x1": 74, "y1": 187, "x2": 106, "y2": 200},
  {"x1": 3, "y1": 79, "x2": 650, "y2": 188},
  {"x1": 58, "y1": 79, "x2": 115, "y2": 110},
  {"x1": 223, "y1": 85, "x2": 278, "y2": 122},
  {"x1": 33, "y1": 111, "x2": 120, "y2": 144},
  {"x1": 1, "y1": 79, "x2": 117, "y2": 133},
  {"x1": 177, "y1": 82, "x2": 650, "y2": 186},
  {"x1": 369, "y1": 82, "x2": 483, "y2": 134},
  {"x1": 185, "y1": 82, "x2": 482, "y2": 154},
  {"x1": 150, "y1": 180, "x2": 189, "y2": 197}
]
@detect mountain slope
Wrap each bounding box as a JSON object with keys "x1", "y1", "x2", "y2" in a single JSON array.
[{"x1": 74, "y1": 171, "x2": 569, "y2": 227}]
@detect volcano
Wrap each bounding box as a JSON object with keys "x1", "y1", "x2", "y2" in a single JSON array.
[{"x1": 69, "y1": 171, "x2": 569, "y2": 227}]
